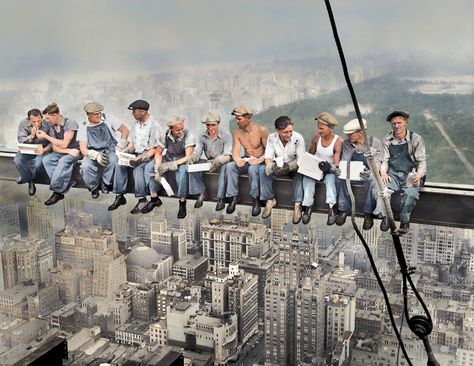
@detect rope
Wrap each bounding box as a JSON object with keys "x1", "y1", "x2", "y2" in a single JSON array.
[{"x1": 323, "y1": 1, "x2": 439, "y2": 365}]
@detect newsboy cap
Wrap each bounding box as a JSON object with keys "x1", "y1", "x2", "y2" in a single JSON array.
[
  {"x1": 386, "y1": 110, "x2": 409, "y2": 122},
  {"x1": 84, "y1": 101, "x2": 104, "y2": 114},
  {"x1": 231, "y1": 106, "x2": 253, "y2": 116},
  {"x1": 343, "y1": 118, "x2": 367, "y2": 135},
  {"x1": 167, "y1": 116, "x2": 185, "y2": 128},
  {"x1": 128, "y1": 99, "x2": 150, "y2": 111},
  {"x1": 316, "y1": 112, "x2": 338, "y2": 127},
  {"x1": 201, "y1": 112, "x2": 221, "y2": 124}
]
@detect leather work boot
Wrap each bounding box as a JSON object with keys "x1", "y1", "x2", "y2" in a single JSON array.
[
  {"x1": 101, "y1": 182, "x2": 111, "y2": 194},
  {"x1": 194, "y1": 191, "x2": 207, "y2": 208},
  {"x1": 28, "y1": 181, "x2": 36, "y2": 196},
  {"x1": 226, "y1": 197, "x2": 239, "y2": 214},
  {"x1": 91, "y1": 186, "x2": 100, "y2": 199},
  {"x1": 44, "y1": 192, "x2": 64, "y2": 206},
  {"x1": 363, "y1": 213, "x2": 374, "y2": 230},
  {"x1": 292, "y1": 203, "x2": 302, "y2": 224},
  {"x1": 262, "y1": 198, "x2": 277, "y2": 219},
  {"x1": 336, "y1": 210, "x2": 350, "y2": 226},
  {"x1": 141, "y1": 197, "x2": 163, "y2": 214},
  {"x1": 131, "y1": 198, "x2": 148, "y2": 214},
  {"x1": 380, "y1": 217, "x2": 390, "y2": 232},
  {"x1": 215, "y1": 198, "x2": 226, "y2": 211},
  {"x1": 108, "y1": 194, "x2": 127, "y2": 211},
  {"x1": 327, "y1": 206, "x2": 337, "y2": 226},
  {"x1": 302, "y1": 205, "x2": 312, "y2": 225},
  {"x1": 177, "y1": 200, "x2": 187, "y2": 219},
  {"x1": 251, "y1": 198, "x2": 261, "y2": 217}
]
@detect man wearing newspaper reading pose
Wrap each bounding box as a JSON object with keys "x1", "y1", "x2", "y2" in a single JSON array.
[
  {"x1": 335, "y1": 118, "x2": 383, "y2": 230},
  {"x1": 112, "y1": 99, "x2": 162, "y2": 214},
  {"x1": 187, "y1": 112, "x2": 232, "y2": 211},
  {"x1": 259, "y1": 116, "x2": 305, "y2": 221},
  {"x1": 225, "y1": 106, "x2": 269, "y2": 216},
  {"x1": 302, "y1": 112, "x2": 343, "y2": 225},
  {"x1": 153, "y1": 116, "x2": 196, "y2": 219},
  {"x1": 77, "y1": 101, "x2": 129, "y2": 202},
  {"x1": 14, "y1": 108, "x2": 51, "y2": 196},
  {"x1": 37, "y1": 103, "x2": 81, "y2": 205}
]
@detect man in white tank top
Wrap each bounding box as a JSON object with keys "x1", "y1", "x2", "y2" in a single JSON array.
[{"x1": 302, "y1": 112, "x2": 343, "y2": 225}]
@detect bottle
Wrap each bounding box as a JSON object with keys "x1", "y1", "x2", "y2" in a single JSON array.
[{"x1": 406, "y1": 168, "x2": 417, "y2": 187}]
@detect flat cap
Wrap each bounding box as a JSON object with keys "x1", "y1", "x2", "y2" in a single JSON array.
[
  {"x1": 128, "y1": 99, "x2": 150, "y2": 111},
  {"x1": 201, "y1": 112, "x2": 221, "y2": 124},
  {"x1": 167, "y1": 116, "x2": 185, "y2": 128},
  {"x1": 386, "y1": 110, "x2": 409, "y2": 122},
  {"x1": 84, "y1": 101, "x2": 104, "y2": 114},
  {"x1": 316, "y1": 112, "x2": 338, "y2": 127},
  {"x1": 343, "y1": 118, "x2": 367, "y2": 135},
  {"x1": 231, "y1": 105, "x2": 253, "y2": 116}
]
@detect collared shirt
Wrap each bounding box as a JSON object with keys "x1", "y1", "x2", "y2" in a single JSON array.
[
  {"x1": 48, "y1": 116, "x2": 79, "y2": 149},
  {"x1": 17, "y1": 118, "x2": 50, "y2": 146},
  {"x1": 341, "y1": 135, "x2": 383, "y2": 163},
  {"x1": 195, "y1": 129, "x2": 232, "y2": 160},
  {"x1": 264, "y1": 131, "x2": 305, "y2": 163},
  {"x1": 129, "y1": 116, "x2": 161, "y2": 154},
  {"x1": 381, "y1": 130, "x2": 426, "y2": 177},
  {"x1": 77, "y1": 114, "x2": 123, "y2": 142},
  {"x1": 157, "y1": 129, "x2": 196, "y2": 149}
]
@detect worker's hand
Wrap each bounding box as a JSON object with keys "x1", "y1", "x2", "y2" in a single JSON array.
[
  {"x1": 235, "y1": 157, "x2": 246, "y2": 168},
  {"x1": 68, "y1": 148, "x2": 81, "y2": 158},
  {"x1": 381, "y1": 171, "x2": 391, "y2": 184},
  {"x1": 265, "y1": 162, "x2": 275, "y2": 176},
  {"x1": 359, "y1": 168, "x2": 371, "y2": 181},
  {"x1": 158, "y1": 161, "x2": 178, "y2": 174},
  {"x1": 187, "y1": 153, "x2": 200, "y2": 165},
  {"x1": 116, "y1": 138, "x2": 129, "y2": 152}
]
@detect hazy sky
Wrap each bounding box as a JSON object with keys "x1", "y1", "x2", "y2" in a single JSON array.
[{"x1": 1, "y1": 0, "x2": 472, "y2": 85}]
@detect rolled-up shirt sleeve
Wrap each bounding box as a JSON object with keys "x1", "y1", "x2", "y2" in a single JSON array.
[
  {"x1": 194, "y1": 135, "x2": 204, "y2": 157},
  {"x1": 222, "y1": 132, "x2": 233, "y2": 156},
  {"x1": 77, "y1": 123, "x2": 88, "y2": 142},
  {"x1": 295, "y1": 135, "x2": 306, "y2": 159},
  {"x1": 184, "y1": 132, "x2": 196, "y2": 148},
  {"x1": 264, "y1": 135, "x2": 276, "y2": 160},
  {"x1": 380, "y1": 138, "x2": 390, "y2": 174},
  {"x1": 413, "y1": 134, "x2": 427, "y2": 177}
]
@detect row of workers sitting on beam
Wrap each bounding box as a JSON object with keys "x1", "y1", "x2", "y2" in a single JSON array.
[{"x1": 14, "y1": 100, "x2": 426, "y2": 234}]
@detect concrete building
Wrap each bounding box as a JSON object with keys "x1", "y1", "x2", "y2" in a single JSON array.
[
  {"x1": 228, "y1": 272, "x2": 259, "y2": 344},
  {"x1": 115, "y1": 322, "x2": 149, "y2": 345},
  {"x1": 0, "y1": 202, "x2": 20, "y2": 237},
  {"x1": 151, "y1": 219, "x2": 187, "y2": 261},
  {"x1": 131, "y1": 283, "x2": 156, "y2": 321},
  {"x1": 149, "y1": 318, "x2": 168, "y2": 346},
  {"x1": 201, "y1": 218, "x2": 270, "y2": 271},
  {"x1": 92, "y1": 250, "x2": 127, "y2": 299},
  {"x1": 27, "y1": 285, "x2": 61, "y2": 318},
  {"x1": 26, "y1": 196, "x2": 65, "y2": 245},
  {"x1": 167, "y1": 301, "x2": 200, "y2": 344},
  {"x1": 49, "y1": 264, "x2": 93, "y2": 303},
  {"x1": 172, "y1": 254, "x2": 208, "y2": 281},
  {"x1": 0, "y1": 280, "x2": 37, "y2": 319},
  {"x1": 51, "y1": 302, "x2": 78, "y2": 331},
  {"x1": 326, "y1": 294, "x2": 356, "y2": 354},
  {"x1": 126, "y1": 245, "x2": 173, "y2": 284}
]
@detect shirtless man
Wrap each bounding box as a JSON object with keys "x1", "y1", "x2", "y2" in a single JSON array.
[
  {"x1": 302, "y1": 112, "x2": 343, "y2": 225},
  {"x1": 225, "y1": 106, "x2": 268, "y2": 216}
]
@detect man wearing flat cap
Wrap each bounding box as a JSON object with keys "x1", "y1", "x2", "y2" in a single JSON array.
[
  {"x1": 259, "y1": 116, "x2": 306, "y2": 221},
  {"x1": 377, "y1": 110, "x2": 426, "y2": 234},
  {"x1": 14, "y1": 108, "x2": 51, "y2": 197},
  {"x1": 225, "y1": 105, "x2": 268, "y2": 216},
  {"x1": 37, "y1": 103, "x2": 81, "y2": 205},
  {"x1": 77, "y1": 101, "x2": 129, "y2": 203},
  {"x1": 113, "y1": 99, "x2": 162, "y2": 214},
  {"x1": 153, "y1": 116, "x2": 196, "y2": 219},
  {"x1": 187, "y1": 112, "x2": 232, "y2": 210},
  {"x1": 335, "y1": 118, "x2": 383, "y2": 230},
  {"x1": 301, "y1": 112, "x2": 343, "y2": 225}
]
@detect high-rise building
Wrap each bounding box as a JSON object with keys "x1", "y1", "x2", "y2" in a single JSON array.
[
  {"x1": 0, "y1": 202, "x2": 20, "y2": 237},
  {"x1": 111, "y1": 206, "x2": 128, "y2": 242},
  {"x1": 49, "y1": 264, "x2": 93, "y2": 303},
  {"x1": 131, "y1": 283, "x2": 157, "y2": 321},
  {"x1": 27, "y1": 196, "x2": 65, "y2": 245},
  {"x1": 201, "y1": 218, "x2": 270, "y2": 271},
  {"x1": 228, "y1": 272, "x2": 259, "y2": 344},
  {"x1": 55, "y1": 226, "x2": 118, "y2": 268},
  {"x1": 325, "y1": 294, "x2": 356, "y2": 354},
  {"x1": 151, "y1": 219, "x2": 187, "y2": 261},
  {"x1": 92, "y1": 249, "x2": 127, "y2": 299},
  {"x1": 271, "y1": 208, "x2": 292, "y2": 243}
]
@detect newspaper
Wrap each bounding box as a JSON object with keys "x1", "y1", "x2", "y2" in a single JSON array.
[
  {"x1": 187, "y1": 162, "x2": 212, "y2": 173},
  {"x1": 297, "y1": 152, "x2": 324, "y2": 180},
  {"x1": 159, "y1": 177, "x2": 174, "y2": 196},
  {"x1": 117, "y1": 151, "x2": 136, "y2": 167},
  {"x1": 17, "y1": 143, "x2": 42, "y2": 155},
  {"x1": 339, "y1": 160, "x2": 365, "y2": 181}
]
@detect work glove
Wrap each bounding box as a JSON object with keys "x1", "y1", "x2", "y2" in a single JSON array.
[
  {"x1": 187, "y1": 153, "x2": 200, "y2": 165},
  {"x1": 287, "y1": 159, "x2": 298, "y2": 173},
  {"x1": 265, "y1": 162, "x2": 275, "y2": 176},
  {"x1": 359, "y1": 168, "x2": 372, "y2": 181},
  {"x1": 158, "y1": 161, "x2": 178, "y2": 175},
  {"x1": 122, "y1": 145, "x2": 135, "y2": 154},
  {"x1": 116, "y1": 138, "x2": 129, "y2": 152},
  {"x1": 274, "y1": 163, "x2": 290, "y2": 176},
  {"x1": 129, "y1": 153, "x2": 149, "y2": 168},
  {"x1": 88, "y1": 150, "x2": 109, "y2": 166},
  {"x1": 319, "y1": 161, "x2": 341, "y2": 176},
  {"x1": 363, "y1": 146, "x2": 379, "y2": 159},
  {"x1": 209, "y1": 155, "x2": 230, "y2": 173}
]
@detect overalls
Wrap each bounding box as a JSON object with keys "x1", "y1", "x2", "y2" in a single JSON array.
[{"x1": 161, "y1": 130, "x2": 189, "y2": 198}]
